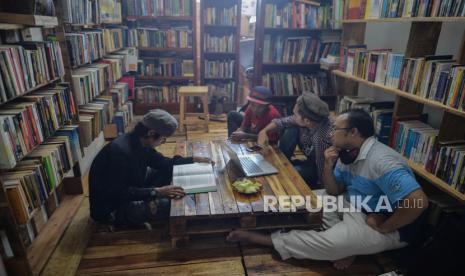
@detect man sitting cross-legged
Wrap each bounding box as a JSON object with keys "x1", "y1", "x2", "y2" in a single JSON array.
[{"x1": 227, "y1": 109, "x2": 428, "y2": 270}]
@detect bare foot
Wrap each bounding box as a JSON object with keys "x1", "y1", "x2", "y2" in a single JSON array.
[
  {"x1": 226, "y1": 230, "x2": 250, "y2": 242},
  {"x1": 333, "y1": 256, "x2": 356, "y2": 270}
]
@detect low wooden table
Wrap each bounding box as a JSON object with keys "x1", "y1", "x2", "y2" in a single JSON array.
[{"x1": 170, "y1": 140, "x2": 322, "y2": 247}]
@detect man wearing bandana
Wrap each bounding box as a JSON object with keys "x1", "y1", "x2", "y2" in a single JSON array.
[
  {"x1": 258, "y1": 92, "x2": 332, "y2": 188},
  {"x1": 227, "y1": 109, "x2": 428, "y2": 270}
]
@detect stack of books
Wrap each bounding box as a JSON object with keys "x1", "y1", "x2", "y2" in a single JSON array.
[
  {"x1": 124, "y1": 28, "x2": 139, "y2": 47},
  {"x1": 344, "y1": 0, "x2": 465, "y2": 19},
  {"x1": 205, "y1": 60, "x2": 235, "y2": 78},
  {"x1": 0, "y1": 42, "x2": 65, "y2": 103},
  {"x1": 138, "y1": 58, "x2": 194, "y2": 77},
  {"x1": 204, "y1": 5, "x2": 237, "y2": 26},
  {"x1": 136, "y1": 28, "x2": 193, "y2": 48},
  {"x1": 207, "y1": 82, "x2": 236, "y2": 103},
  {"x1": 429, "y1": 140, "x2": 465, "y2": 193},
  {"x1": 72, "y1": 63, "x2": 110, "y2": 105},
  {"x1": 65, "y1": 31, "x2": 105, "y2": 68},
  {"x1": 262, "y1": 72, "x2": 330, "y2": 96},
  {"x1": 123, "y1": 0, "x2": 192, "y2": 17},
  {"x1": 78, "y1": 103, "x2": 108, "y2": 147},
  {"x1": 61, "y1": 0, "x2": 100, "y2": 24},
  {"x1": 0, "y1": 86, "x2": 77, "y2": 169},
  {"x1": 204, "y1": 33, "x2": 235, "y2": 53},
  {"x1": 135, "y1": 85, "x2": 181, "y2": 104}
]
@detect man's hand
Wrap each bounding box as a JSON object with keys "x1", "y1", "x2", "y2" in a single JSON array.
[
  {"x1": 257, "y1": 130, "x2": 269, "y2": 146},
  {"x1": 366, "y1": 213, "x2": 389, "y2": 234},
  {"x1": 324, "y1": 146, "x2": 340, "y2": 167},
  {"x1": 231, "y1": 130, "x2": 247, "y2": 141},
  {"x1": 155, "y1": 186, "x2": 186, "y2": 199}
]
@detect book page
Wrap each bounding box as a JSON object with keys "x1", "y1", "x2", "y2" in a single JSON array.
[
  {"x1": 173, "y1": 163, "x2": 213, "y2": 177},
  {"x1": 173, "y1": 174, "x2": 216, "y2": 194}
]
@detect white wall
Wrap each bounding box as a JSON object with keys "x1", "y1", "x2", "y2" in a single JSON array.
[{"x1": 357, "y1": 22, "x2": 465, "y2": 129}]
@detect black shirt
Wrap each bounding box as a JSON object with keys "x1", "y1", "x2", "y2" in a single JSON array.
[{"x1": 88, "y1": 133, "x2": 193, "y2": 221}]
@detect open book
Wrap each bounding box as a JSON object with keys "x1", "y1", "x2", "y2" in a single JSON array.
[{"x1": 172, "y1": 163, "x2": 217, "y2": 194}]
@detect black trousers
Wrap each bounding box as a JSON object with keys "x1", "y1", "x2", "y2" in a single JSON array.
[{"x1": 114, "y1": 167, "x2": 172, "y2": 226}]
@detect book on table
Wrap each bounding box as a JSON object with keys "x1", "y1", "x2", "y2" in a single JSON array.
[{"x1": 172, "y1": 162, "x2": 217, "y2": 194}]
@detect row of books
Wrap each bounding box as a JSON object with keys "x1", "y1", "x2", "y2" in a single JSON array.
[
  {"x1": 205, "y1": 60, "x2": 235, "y2": 78},
  {"x1": 114, "y1": 102, "x2": 134, "y2": 136},
  {"x1": 124, "y1": 28, "x2": 139, "y2": 47},
  {"x1": 390, "y1": 119, "x2": 465, "y2": 194},
  {"x1": 204, "y1": 34, "x2": 235, "y2": 53},
  {"x1": 204, "y1": 5, "x2": 238, "y2": 26},
  {"x1": 135, "y1": 85, "x2": 180, "y2": 104},
  {"x1": 262, "y1": 72, "x2": 330, "y2": 96},
  {"x1": 263, "y1": 35, "x2": 340, "y2": 63},
  {"x1": 264, "y1": 1, "x2": 333, "y2": 29},
  {"x1": 78, "y1": 101, "x2": 110, "y2": 147},
  {"x1": 60, "y1": 0, "x2": 123, "y2": 24},
  {"x1": 137, "y1": 59, "x2": 194, "y2": 77},
  {"x1": 341, "y1": 47, "x2": 465, "y2": 110},
  {"x1": 0, "y1": 42, "x2": 65, "y2": 104},
  {"x1": 136, "y1": 28, "x2": 193, "y2": 48},
  {"x1": 206, "y1": 82, "x2": 236, "y2": 103},
  {"x1": 0, "y1": 85, "x2": 77, "y2": 169},
  {"x1": 345, "y1": 0, "x2": 465, "y2": 19},
  {"x1": 65, "y1": 31, "x2": 105, "y2": 68},
  {"x1": 123, "y1": 0, "x2": 192, "y2": 17},
  {"x1": 1, "y1": 131, "x2": 80, "y2": 226}
]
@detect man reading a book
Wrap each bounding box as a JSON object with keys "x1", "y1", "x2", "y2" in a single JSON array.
[
  {"x1": 257, "y1": 92, "x2": 332, "y2": 188},
  {"x1": 228, "y1": 109, "x2": 428, "y2": 270},
  {"x1": 89, "y1": 109, "x2": 211, "y2": 227},
  {"x1": 227, "y1": 86, "x2": 281, "y2": 143}
]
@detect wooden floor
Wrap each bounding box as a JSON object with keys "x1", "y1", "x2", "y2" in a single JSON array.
[{"x1": 41, "y1": 117, "x2": 395, "y2": 276}]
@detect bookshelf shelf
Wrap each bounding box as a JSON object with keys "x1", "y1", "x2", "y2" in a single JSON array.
[
  {"x1": 25, "y1": 194, "x2": 83, "y2": 274},
  {"x1": 2, "y1": 77, "x2": 61, "y2": 105},
  {"x1": 407, "y1": 160, "x2": 465, "y2": 202},
  {"x1": 332, "y1": 70, "x2": 465, "y2": 118},
  {"x1": 204, "y1": 52, "x2": 236, "y2": 58},
  {"x1": 262, "y1": 62, "x2": 321, "y2": 67},
  {"x1": 204, "y1": 77, "x2": 236, "y2": 81},
  {"x1": 136, "y1": 76, "x2": 195, "y2": 81},
  {"x1": 204, "y1": 25, "x2": 237, "y2": 32},
  {"x1": 0, "y1": 12, "x2": 58, "y2": 27},
  {"x1": 264, "y1": 27, "x2": 342, "y2": 33},
  {"x1": 126, "y1": 15, "x2": 193, "y2": 21},
  {"x1": 342, "y1": 17, "x2": 465, "y2": 24},
  {"x1": 138, "y1": 47, "x2": 193, "y2": 53}
]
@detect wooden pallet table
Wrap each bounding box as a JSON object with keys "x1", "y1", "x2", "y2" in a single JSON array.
[{"x1": 170, "y1": 140, "x2": 322, "y2": 247}]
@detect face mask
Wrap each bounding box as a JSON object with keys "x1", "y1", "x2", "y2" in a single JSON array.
[{"x1": 339, "y1": 148, "x2": 360, "y2": 165}]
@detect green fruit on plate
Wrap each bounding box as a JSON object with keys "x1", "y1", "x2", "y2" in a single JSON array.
[{"x1": 232, "y1": 178, "x2": 262, "y2": 194}]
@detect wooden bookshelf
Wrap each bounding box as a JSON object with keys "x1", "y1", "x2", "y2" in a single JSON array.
[
  {"x1": 0, "y1": 12, "x2": 58, "y2": 27},
  {"x1": 253, "y1": 0, "x2": 339, "y2": 111},
  {"x1": 332, "y1": 70, "x2": 465, "y2": 118},
  {"x1": 126, "y1": 0, "x2": 198, "y2": 114},
  {"x1": 1, "y1": 77, "x2": 61, "y2": 105},
  {"x1": 332, "y1": 16, "x2": 465, "y2": 202},
  {"x1": 200, "y1": 0, "x2": 241, "y2": 106},
  {"x1": 343, "y1": 17, "x2": 465, "y2": 24}
]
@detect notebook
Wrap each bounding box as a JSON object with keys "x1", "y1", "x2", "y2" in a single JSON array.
[{"x1": 172, "y1": 163, "x2": 217, "y2": 194}]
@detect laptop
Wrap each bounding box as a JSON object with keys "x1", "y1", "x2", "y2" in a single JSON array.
[{"x1": 224, "y1": 142, "x2": 278, "y2": 177}]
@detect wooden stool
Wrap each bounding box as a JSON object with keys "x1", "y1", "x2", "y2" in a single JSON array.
[{"x1": 178, "y1": 86, "x2": 209, "y2": 132}]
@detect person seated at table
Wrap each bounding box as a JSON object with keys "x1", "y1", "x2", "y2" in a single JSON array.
[
  {"x1": 227, "y1": 86, "x2": 281, "y2": 143},
  {"x1": 227, "y1": 109, "x2": 428, "y2": 270},
  {"x1": 257, "y1": 92, "x2": 332, "y2": 188},
  {"x1": 89, "y1": 109, "x2": 211, "y2": 227}
]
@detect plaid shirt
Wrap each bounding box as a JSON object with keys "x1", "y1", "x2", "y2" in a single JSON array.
[{"x1": 273, "y1": 116, "x2": 333, "y2": 179}]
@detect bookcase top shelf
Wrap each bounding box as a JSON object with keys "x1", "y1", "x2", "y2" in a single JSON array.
[
  {"x1": 0, "y1": 12, "x2": 58, "y2": 27},
  {"x1": 343, "y1": 17, "x2": 465, "y2": 24},
  {"x1": 333, "y1": 70, "x2": 465, "y2": 118}
]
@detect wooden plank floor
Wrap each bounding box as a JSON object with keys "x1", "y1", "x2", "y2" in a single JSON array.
[{"x1": 43, "y1": 117, "x2": 390, "y2": 276}]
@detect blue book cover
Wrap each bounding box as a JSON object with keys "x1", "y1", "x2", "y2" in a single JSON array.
[
  {"x1": 113, "y1": 114, "x2": 124, "y2": 135},
  {"x1": 435, "y1": 71, "x2": 450, "y2": 102}
]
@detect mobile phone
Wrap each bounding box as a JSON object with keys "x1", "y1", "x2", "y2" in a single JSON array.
[{"x1": 246, "y1": 145, "x2": 262, "y2": 152}]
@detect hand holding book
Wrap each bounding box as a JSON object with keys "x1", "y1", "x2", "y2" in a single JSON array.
[
  {"x1": 155, "y1": 186, "x2": 186, "y2": 199},
  {"x1": 193, "y1": 156, "x2": 214, "y2": 165}
]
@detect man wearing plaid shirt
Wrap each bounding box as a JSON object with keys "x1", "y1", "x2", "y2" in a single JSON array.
[{"x1": 258, "y1": 92, "x2": 332, "y2": 188}]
